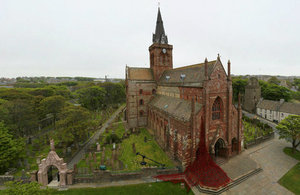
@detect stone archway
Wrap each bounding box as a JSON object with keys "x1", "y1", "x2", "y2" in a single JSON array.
[
  {"x1": 214, "y1": 138, "x2": 226, "y2": 158},
  {"x1": 37, "y1": 139, "x2": 68, "y2": 186}
]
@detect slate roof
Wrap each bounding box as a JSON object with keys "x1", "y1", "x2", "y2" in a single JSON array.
[
  {"x1": 149, "y1": 95, "x2": 202, "y2": 122},
  {"x1": 127, "y1": 67, "x2": 154, "y2": 81},
  {"x1": 280, "y1": 102, "x2": 300, "y2": 115},
  {"x1": 158, "y1": 60, "x2": 217, "y2": 87},
  {"x1": 257, "y1": 99, "x2": 300, "y2": 115},
  {"x1": 256, "y1": 100, "x2": 280, "y2": 111}
]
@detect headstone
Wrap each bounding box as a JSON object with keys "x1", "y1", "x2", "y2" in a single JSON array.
[
  {"x1": 125, "y1": 164, "x2": 128, "y2": 169},
  {"x1": 144, "y1": 136, "x2": 147, "y2": 143},
  {"x1": 113, "y1": 143, "x2": 116, "y2": 150},
  {"x1": 96, "y1": 142, "x2": 101, "y2": 152}
]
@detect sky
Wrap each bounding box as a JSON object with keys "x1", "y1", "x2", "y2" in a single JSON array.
[{"x1": 0, "y1": 0, "x2": 300, "y2": 78}]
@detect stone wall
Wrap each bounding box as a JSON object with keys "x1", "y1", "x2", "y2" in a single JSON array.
[
  {"x1": 73, "y1": 168, "x2": 180, "y2": 184},
  {"x1": 0, "y1": 175, "x2": 14, "y2": 185}
]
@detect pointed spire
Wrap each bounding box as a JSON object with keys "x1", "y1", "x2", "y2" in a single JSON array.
[
  {"x1": 205, "y1": 58, "x2": 208, "y2": 80},
  {"x1": 153, "y1": 8, "x2": 168, "y2": 44},
  {"x1": 227, "y1": 60, "x2": 231, "y2": 80}
]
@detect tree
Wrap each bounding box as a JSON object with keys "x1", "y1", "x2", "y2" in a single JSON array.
[
  {"x1": 40, "y1": 95, "x2": 66, "y2": 127},
  {"x1": 276, "y1": 115, "x2": 300, "y2": 153},
  {"x1": 99, "y1": 82, "x2": 126, "y2": 105},
  {"x1": 0, "y1": 122, "x2": 24, "y2": 174},
  {"x1": 76, "y1": 86, "x2": 106, "y2": 111},
  {"x1": 56, "y1": 106, "x2": 91, "y2": 149},
  {"x1": 1, "y1": 99, "x2": 38, "y2": 137},
  {"x1": 268, "y1": 76, "x2": 280, "y2": 85},
  {"x1": 232, "y1": 77, "x2": 248, "y2": 102},
  {"x1": 259, "y1": 80, "x2": 291, "y2": 101},
  {"x1": 3, "y1": 181, "x2": 54, "y2": 195}
]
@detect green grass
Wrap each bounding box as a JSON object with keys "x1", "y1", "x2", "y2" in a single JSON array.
[
  {"x1": 278, "y1": 147, "x2": 300, "y2": 194},
  {"x1": 119, "y1": 128, "x2": 174, "y2": 170},
  {"x1": 53, "y1": 182, "x2": 193, "y2": 195},
  {"x1": 77, "y1": 125, "x2": 174, "y2": 172}
]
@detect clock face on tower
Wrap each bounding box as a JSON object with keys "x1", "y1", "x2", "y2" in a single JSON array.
[{"x1": 162, "y1": 48, "x2": 167, "y2": 54}]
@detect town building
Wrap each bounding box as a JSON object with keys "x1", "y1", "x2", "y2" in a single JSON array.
[
  {"x1": 125, "y1": 8, "x2": 243, "y2": 167},
  {"x1": 256, "y1": 99, "x2": 300, "y2": 123}
]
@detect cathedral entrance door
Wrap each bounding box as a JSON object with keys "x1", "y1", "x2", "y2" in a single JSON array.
[{"x1": 214, "y1": 138, "x2": 225, "y2": 158}]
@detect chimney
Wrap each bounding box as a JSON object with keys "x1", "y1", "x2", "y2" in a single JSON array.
[
  {"x1": 227, "y1": 60, "x2": 231, "y2": 80},
  {"x1": 205, "y1": 58, "x2": 208, "y2": 80}
]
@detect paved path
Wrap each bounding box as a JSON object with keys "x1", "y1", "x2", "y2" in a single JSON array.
[
  {"x1": 67, "y1": 105, "x2": 125, "y2": 169},
  {"x1": 225, "y1": 136, "x2": 298, "y2": 195}
]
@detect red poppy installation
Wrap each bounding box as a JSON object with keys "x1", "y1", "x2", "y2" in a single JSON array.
[{"x1": 155, "y1": 117, "x2": 231, "y2": 190}]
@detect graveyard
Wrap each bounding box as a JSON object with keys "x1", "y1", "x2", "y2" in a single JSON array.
[{"x1": 76, "y1": 113, "x2": 175, "y2": 174}]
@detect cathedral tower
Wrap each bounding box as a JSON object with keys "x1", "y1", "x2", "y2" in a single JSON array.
[{"x1": 149, "y1": 8, "x2": 173, "y2": 81}]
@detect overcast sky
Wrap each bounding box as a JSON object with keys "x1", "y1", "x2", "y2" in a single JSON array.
[{"x1": 1, "y1": 0, "x2": 299, "y2": 78}]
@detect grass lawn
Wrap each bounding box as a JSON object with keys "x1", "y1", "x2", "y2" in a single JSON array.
[
  {"x1": 53, "y1": 182, "x2": 193, "y2": 195},
  {"x1": 278, "y1": 147, "x2": 300, "y2": 194}
]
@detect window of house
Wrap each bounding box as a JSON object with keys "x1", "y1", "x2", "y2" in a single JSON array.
[
  {"x1": 152, "y1": 89, "x2": 156, "y2": 94},
  {"x1": 139, "y1": 89, "x2": 143, "y2": 94},
  {"x1": 139, "y1": 99, "x2": 144, "y2": 105},
  {"x1": 212, "y1": 97, "x2": 222, "y2": 120}
]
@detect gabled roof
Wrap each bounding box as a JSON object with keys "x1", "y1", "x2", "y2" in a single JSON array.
[
  {"x1": 256, "y1": 100, "x2": 280, "y2": 111},
  {"x1": 280, "y1": 102, "x2": 300, "y2": 115},
  {"x1": 127, "y1": 67, "x2": 154, "y2": 81},
  {"x1": 149, "y1": 95, "x2": 202, "y2": 122},
  {"x1": 158, "y1": 60, "x2": 217, "y2": 87}
]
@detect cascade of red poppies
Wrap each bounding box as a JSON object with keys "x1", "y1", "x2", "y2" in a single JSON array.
[{"x1": 155, "y1": 117, "x2": 231, "y2": 189}]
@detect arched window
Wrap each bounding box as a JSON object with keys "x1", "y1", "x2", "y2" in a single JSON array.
[
  {"x1": 139, "y1": 99, "x2": 144, "y2": 105},
  {"x1": 139, "y1": 89, "x2": 143, "y2": 94},
  {"x1": 212, "y1": 97, "x2": 222, "y2": 120},
  {"x1": 139, "y1": 110, "x2": 144, "y2": 116}
]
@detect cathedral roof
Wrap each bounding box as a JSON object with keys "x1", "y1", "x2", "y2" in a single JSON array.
[
  {"x1": 149, "y1": 95, "x2": 202, "y2": 122},
  {"x1": 158, "y1": 60, "x2": 217, "y2": 87},
  {"x1": 127, "y1": 67, "x2": 154, "y2": 81}
]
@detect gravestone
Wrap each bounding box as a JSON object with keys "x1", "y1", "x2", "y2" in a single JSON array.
[
  {"x1": 113, "y1": 143, "x2": 116, "y2": 150},
  {"x1": 96, "y1": 142, "x2": 101, "y2": 152},
  {"x1": 144, "y1": 136, "x2": 147, "y2": 143}
]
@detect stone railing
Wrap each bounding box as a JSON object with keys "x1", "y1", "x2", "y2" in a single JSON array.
[{"x1": 244, "y1": 132, "x2": 275, "y2": 149}]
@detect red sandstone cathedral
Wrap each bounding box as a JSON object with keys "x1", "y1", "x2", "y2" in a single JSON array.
[{"x1": 125, "y1": 8, "x2": 243, "y2": 167}]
